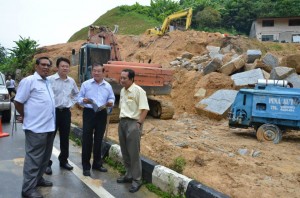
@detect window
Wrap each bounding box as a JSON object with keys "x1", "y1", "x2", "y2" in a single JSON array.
[
  {"x1": 289, "y1": 19, "x2": 300, "y2": 26},
  {"x1": 262, "y1": 35, "x2": 274, "y2": 41},
  {"x1": 292, "y1": 35, "x2": 300, "y2": 43},
  {"x1": 262, "y1": 20, "x2": 274, "y2": 27}
]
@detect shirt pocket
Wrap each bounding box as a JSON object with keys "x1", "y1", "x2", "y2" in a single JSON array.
[
  {"x1": 34, "y1": 88, "x2": 48, "y2": 103},
  {"x1": 126, "y1": 99, "x2": 136, "y2": 111}
]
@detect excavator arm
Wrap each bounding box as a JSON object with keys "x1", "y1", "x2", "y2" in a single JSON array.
[{"x1": 146, "y1": 8, "x2": 193, "y2": 36}]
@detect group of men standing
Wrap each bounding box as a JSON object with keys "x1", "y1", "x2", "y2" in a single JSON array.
[{"x1": 14, "y1": 56, "x2": 149, "y2": 198}]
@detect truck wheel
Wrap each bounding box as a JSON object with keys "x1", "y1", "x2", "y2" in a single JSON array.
[{"x1": 256, "y1": 124, "x2": 282, "y2": 144}]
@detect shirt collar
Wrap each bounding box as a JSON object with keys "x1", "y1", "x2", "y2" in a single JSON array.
[
  {"x1": 34, "y1": 72, "x2": 47, "y2": 81},
  {"x1": 91, "y1": 78, "x2": 105, "y2": 85},
  {"x1": 127, "y1": 83, "x2": 135, "y2": 92},
  {"x1": 54, "y1": 72, "x2": 69, "y2": 81}
]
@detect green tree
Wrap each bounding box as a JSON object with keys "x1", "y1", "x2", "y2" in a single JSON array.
[
  {"x1": 221, "y1": 0, "x2": 261, "y2": 34},
  {"x1": 9, "y1": 36, "x2": 39, "y2": 75},
  {"x1": 265, "y1": 0, "x2": 300, "y2": 17},
  {"x1": 195, "y1": 6, "x2": 221, "y2": 28},
  {"x1": 119, "y1": 3, "x2": 151, "y2": 16},
  {"x1": 0, "y1": 44, "x2": 7, "y2": 65},
  {"x1": 149, "y1": 0, "x2": 180, "y2": 22}
]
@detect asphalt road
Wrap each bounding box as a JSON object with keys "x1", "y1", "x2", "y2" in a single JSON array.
[{"x1": 0, "y1": 109, "x2": 158, "y2": 198}]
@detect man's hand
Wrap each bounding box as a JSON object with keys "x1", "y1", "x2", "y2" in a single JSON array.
[
  {"x1": 17, "y1": 115, "x2": 23, "y2": 123},
  {"x1": 83, "y1": 98, "x2": 92, "y2": 104},
  {"x1": 106, "y1": 101, "x2": 113, "y2": 107}
]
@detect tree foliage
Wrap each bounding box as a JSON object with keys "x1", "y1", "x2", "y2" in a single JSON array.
[
  {"x1": 150, "y1": 0, "x2": 300, "y2": 34},
  {"x1": 149, "y1": 0, "x2": 180, "y2": 22},
  {"x1": 119, "y1": 3, "x2": 151, "y2": 16},
  {"x1": 195, "y1": 7, "x2": 221, "y2": 28},
  {"x1": 0, "y1": 44, "x2": 7, "y2": 65},
  {"x1": 0, "y1": 36, "x2": 39, "y2": 76}
]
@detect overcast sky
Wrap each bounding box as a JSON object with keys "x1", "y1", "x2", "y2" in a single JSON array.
[{"x1": 0, "y1": 0, "x2": 150, "y2": 49}]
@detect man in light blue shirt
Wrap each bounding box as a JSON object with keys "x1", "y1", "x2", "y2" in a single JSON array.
[
  {"x1": 78, "y1": 63, "x2": 115, "y2": 177},
  {"x1": 14, "y1": 57, "x2": 55, "y2": 198}
]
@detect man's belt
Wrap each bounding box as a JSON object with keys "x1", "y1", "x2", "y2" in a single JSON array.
[{"x1": 56, "y1": 107, "x2": 70, "y2": 112}]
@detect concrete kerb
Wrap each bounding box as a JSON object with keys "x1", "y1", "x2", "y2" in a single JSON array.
[{"x1": 70, "y1": 124, "x2": 230, "y2": 198}]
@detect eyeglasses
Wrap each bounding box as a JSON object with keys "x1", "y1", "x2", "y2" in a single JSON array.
[{"x1": 39, "y1": 63, "x2": 51, "y2": 68}]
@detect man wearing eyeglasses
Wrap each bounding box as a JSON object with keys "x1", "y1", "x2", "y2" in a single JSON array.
[{"x1": 14, "y1": 56, "x2": 55, "y2": 198}]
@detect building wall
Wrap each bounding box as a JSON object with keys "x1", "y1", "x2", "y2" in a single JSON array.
[{"x1": 250, "y1": 17, "x2": 300, "y2": 42}]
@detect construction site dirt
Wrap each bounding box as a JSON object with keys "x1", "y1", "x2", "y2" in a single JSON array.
[{"x1": 38, "y1": 30, "x2": 300, "y2": 198}]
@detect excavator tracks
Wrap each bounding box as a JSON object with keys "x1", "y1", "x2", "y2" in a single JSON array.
[
  {"x1": 148, "y1": 95, "x2": 174, "y2": 120},
  {"x1": 109, "y1": 95, "x2": 174, "y2": 122}
]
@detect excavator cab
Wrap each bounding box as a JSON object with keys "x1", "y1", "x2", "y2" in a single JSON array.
[
  {"x1": 78, "y1": 25, "x2": 121, "y2": 84},
  {"x1": 78, "y1": 43, "x2": 111, "y2": 83}
]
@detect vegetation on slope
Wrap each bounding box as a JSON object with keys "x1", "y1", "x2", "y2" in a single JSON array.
[{"x1": 68, "y1": 7, "x2": 159, "y2": 42}]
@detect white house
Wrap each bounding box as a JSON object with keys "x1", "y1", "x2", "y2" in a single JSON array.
[{"x1": 249, "y1": 17, "x2": 300, "y2": 43}]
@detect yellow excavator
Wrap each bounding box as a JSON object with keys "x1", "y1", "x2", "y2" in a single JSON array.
[{"x1": 145, "y1": 8, "x2": 192, "y2": 36}]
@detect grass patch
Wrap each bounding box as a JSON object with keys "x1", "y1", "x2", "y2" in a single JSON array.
[
  {"x1": 105, "y1": 156, "x2": 184, "y2": 197},
  {"x1": 104, "y1": 156, "x2": 126, "y2": 175},
  {"x1": 267, "y1": 43, "x2": 283, "y2": 51},
  {"x1": 69, "y1": 132, "x2": 81, "y2": 146},
  {"x1": 170, "y1": 156, "x2": 186, "y2": 173},
  {"x1": 146, "y1": 183, "x2": 185, "y2": 198},
  {"x1": 68, "y1": 7, "x2": 159, "y2": 42}
]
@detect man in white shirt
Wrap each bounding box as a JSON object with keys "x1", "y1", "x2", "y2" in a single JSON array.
[
  {"x1": 14, "y1": 56, "x2": 55, "y2": 198},
  {"x1": 45, "y1": 57, "x2": 79, "y2": 174},
  {"x1": 6, "y1": 75, "x2": 16, "y2": 101}
]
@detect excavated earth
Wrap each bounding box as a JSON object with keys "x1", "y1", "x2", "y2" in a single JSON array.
[{"x1": 39, "y1": 30, "x2": 300, "y2": 198}]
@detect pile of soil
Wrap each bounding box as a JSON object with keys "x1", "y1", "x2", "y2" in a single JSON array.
[{"x1": 40, "y1": 30, "x2": 300, "y2": 198}]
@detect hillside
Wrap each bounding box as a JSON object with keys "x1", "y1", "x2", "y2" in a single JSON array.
[
  {"x1": 38, "y1": 30, "x2": 300, "y2": 198},
  {"x1": 68, "y1": 7, "x2": 159, "y2": 42}
]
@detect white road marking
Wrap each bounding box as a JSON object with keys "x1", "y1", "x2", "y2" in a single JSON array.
[{"x1": 52, "y1": 147, "x2": 115, "y2": 198}]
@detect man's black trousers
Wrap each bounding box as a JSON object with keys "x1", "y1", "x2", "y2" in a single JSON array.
[
  {"x1": 55, "y1": 108, "x2": 71, "y2": 164},
  {"x1": 82, "y1": 108, "x2": 107, "y2": 171}
]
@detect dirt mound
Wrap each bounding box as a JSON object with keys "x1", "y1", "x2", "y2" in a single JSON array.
[
  {"x1": 38, "y1": 30, "x2": 300, "y2": 198},
  {"x1": 117, "y1": 30, "x2": 224, "y2": 67}
]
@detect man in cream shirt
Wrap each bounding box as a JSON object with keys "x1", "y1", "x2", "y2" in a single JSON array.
[{"x1": 117, "y1": 69, "x2": 149, "y2": 193}]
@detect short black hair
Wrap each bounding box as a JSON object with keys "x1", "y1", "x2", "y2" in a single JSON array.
[
  {"x1": 92, "y1": 63, "x2": 104, "y2": 72},
  {"x1": 122, "y1": 69, "x2": 135, "y2": 81},
  {"x1": 36, "y1": 56, "x2": 52, "y2": 66},
  {"x1": 56, "y1": 57, "x2": 70, "y2": 67}
]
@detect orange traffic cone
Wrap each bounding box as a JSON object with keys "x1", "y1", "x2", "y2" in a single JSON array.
[{"x1": 0, "y1": 116, "x2": 9, "y2": 138}]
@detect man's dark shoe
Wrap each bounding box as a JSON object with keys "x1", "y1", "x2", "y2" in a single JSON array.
[
  {"x1": 37, "y1": 179, "x2": 53, "y2": 187},
  {"x1": 92, "y1": 166, "x2": 107, "y2": 172},
  {"x1": 117, "y1": 176, "x2": 133, "y2": 183},
  {"x1": 22, "y1": 189, "x2": 43, "y2": 198},
  {"x1": 45, "y1": 166, "x2": 52, "y2": 175},
  {"x1": 60, "y1": 162, "x2": 73, "y2": 170},
  {"x1": 45, "y1": 160, "x2": 52, "y2": 175},
  {"x1": 129, "y1": 183, "x2": 142, "y2": 193},
  {"x1": 83, "y1": 170, "x2": 91, "y2": 176}
]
